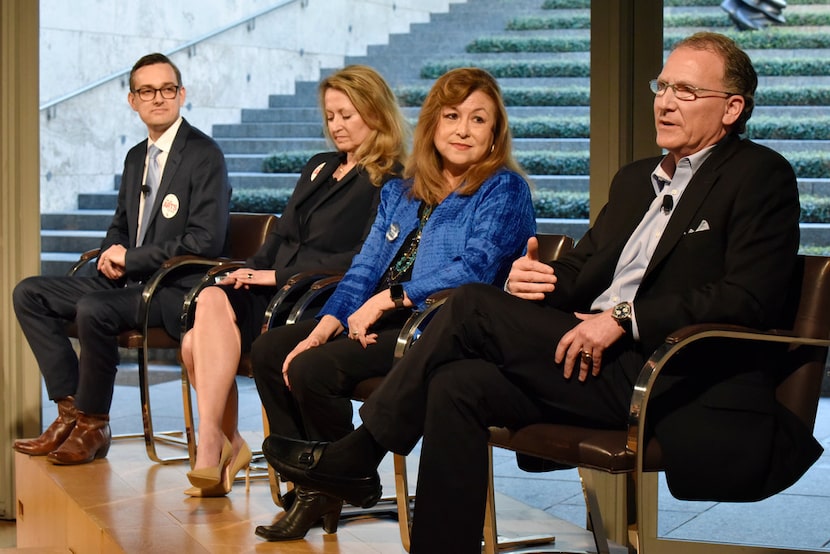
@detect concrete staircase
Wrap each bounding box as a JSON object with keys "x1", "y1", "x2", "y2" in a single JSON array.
[{"x1": 40, "y1": 0, "x2": 830, "y2": 275}]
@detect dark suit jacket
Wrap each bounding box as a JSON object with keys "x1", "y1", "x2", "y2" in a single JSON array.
[
  {"x1": 546, "y1": 134, "x2": 822, "y2": 501},
  {"x1": 246, "y1": 152, "x2": 389, "y2": 287},
  {"x1": 101, "y1": 118, "x2": 231, "y2": 283}
]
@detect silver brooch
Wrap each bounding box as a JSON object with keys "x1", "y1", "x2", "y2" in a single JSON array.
[{"x1": 386, "y1": 222, "x2": 400, "y2": 241}]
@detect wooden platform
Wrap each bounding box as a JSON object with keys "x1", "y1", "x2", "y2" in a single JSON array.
[{"x1": 13, "y1": 438, "x2": 605, "y2": 553}]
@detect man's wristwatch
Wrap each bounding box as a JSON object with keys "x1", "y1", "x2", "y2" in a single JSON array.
[
  {"x1": 390, "y1": 283, "x2": 405, "y2": 309},
  {"x1": 612, "y1": 301, "x2": 632, "y2": 334}
]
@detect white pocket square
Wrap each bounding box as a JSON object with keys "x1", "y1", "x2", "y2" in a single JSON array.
[{"x1": 687, "y1": 219, "x2": 710, "y2": 234}]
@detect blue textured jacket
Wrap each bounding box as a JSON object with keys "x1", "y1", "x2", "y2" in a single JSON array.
[{"x1": 320, "y1": 168, "x2": 536, "y2": 327}]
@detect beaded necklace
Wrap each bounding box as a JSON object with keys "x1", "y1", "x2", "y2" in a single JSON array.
[{"x1": 386, "y1": 203, "x2": 433, "y2": 283}]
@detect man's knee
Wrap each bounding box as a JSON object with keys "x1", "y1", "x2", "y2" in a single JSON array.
[{"x1": 12, "y1": 276, "x2": 44, "y2": 313}]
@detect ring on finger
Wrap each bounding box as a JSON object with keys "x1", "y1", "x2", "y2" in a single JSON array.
[
  {"x1": 580, "y1": 350, "x2": 593, "y2": 362},
  {"x1": 247, "y1": 273, "x2": 253, "y2": 279}
]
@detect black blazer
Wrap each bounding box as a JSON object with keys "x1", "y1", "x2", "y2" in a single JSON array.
[
  {"x1": 101, "y1": 118, "x2": 231, "y2": 282},
  {"x1": 547, "y1": 135, "x2": 821, "y2": 501},
  {"x1": 247, "y1": 152, "x2": 391, "y2": 286}
]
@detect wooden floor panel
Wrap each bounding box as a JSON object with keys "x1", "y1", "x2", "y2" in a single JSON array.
[{"x1": 14, "y1": 438, "x2": 606, "y2": 553}]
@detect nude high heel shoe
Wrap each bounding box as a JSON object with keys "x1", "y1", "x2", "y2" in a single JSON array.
[
  {"x1": 185, "y1": 440, "x2": 252, "y2": 497},
  {"x1": 186, "y1": 438, "x2": 232, "y2": 489}
]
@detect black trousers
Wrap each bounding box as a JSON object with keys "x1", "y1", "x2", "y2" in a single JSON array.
[
  {"x1": 12, "y1": 274, "x2": 165, "y2": 414},
  {"x1": 359, "y1": 283, "x2": 645, "y2": 554},
  {"x1": 251, "y1": 309, "x2": 411, "y2": 443}
]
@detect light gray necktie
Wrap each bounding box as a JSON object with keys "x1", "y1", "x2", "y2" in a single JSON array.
[{"x1": 138, "y1": 145, "x2": 161, "y2": 246}]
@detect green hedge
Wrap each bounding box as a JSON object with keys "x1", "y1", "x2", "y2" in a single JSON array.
[
  {"x1": 756, "y1": 86, "x2": 830, "y2": 106},
  {"x1": 231, "y1": 188, "x2": 830, "y2": 223},
  {"x1": 422, "y1": 60, "x2": 591, "y2": 79},
  {"x1": 467, "y1": 36, "x2": 590, "y2": 54},
  {"x1": 423, "y1": 58, "x2": 830, "y2": 79},
  {"x1": 511, "y1": 117, "x2": 590, "y2": 139},
  {"x1": 469, "y1": 31, "x2": 830, "y2": 54},
  {"x1": 746, "y1": 117, "x2": 830, "y2": 140},
  {"x1": 262, "y1": 150, "x2": 830, "y2": 179},
  {"x1": 507, "y1": 10, "x2": 830, "y2": 31},
  {"x1": 666, "y1": 29, "x2": 830, "y2": 50},
  {"x1": 506, "y1": 116, "x2": 830, "y2": 140},
  {"x1": 397, "y1": 84, "x2": 830, "y2": 108},
  {"x1": 396, "y1": 85, "x2": 591, "y2": 107},
  {"x1": 541, "y1": 0, "x2": 830, "y2": 9}
]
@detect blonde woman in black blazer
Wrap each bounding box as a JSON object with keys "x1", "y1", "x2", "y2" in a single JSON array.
[{"x1": 180, "y1": 65, "x2": 408, "y2": 498}]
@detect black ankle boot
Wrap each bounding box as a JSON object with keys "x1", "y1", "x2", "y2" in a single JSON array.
[{"x1": 255, "y1": 487, "x2": 343, "y2": 541}]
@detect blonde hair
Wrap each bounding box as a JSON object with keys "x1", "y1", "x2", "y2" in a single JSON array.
[
  {"x1": 318, "y1": 65, "x2": 409, "y2": 186},
  {"x1": 405, "y1": 67, "x2": 522, "y2": 205}
]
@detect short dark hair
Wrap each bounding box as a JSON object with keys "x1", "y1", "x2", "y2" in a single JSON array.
[
  {"x1": 673, "y1": 32, "x2": 757, "y2": 134},
  {"x1": 129, "y1": 53, "x2": 182, "y2": 91}
]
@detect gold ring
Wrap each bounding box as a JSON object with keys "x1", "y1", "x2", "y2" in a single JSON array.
[
  {"x1": 581, "y1": 350, "x2": 592, "y2": 362},
  {"x1": 350, "y1": 332, "x2": 359, "y2": 337}
]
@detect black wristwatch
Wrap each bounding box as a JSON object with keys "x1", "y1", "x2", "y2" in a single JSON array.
[
  {"x1": 390, "y1": 284, "x2": 405, "y2": 309},
  {"x1": 612, "y1": 301, "x2": 632, "y2": 334}
]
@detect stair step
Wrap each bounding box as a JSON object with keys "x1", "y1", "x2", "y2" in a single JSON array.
[
  {"x1": 79, "y1": 191, "x2": 117, "y2": 210},
  {"x1": 41, "y1": 230, "x2": 105, "y2": 252},
  {"x1": 213, "y1": 122, "x2": 325, "y2": 139},
  {"x1": 217, "y1": 138, "x2": 328, "y2": 155},
  {"x1": 41, "y1": 210, "x2": 113, "y2": 231}
]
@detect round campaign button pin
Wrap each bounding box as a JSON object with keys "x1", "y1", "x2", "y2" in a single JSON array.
[{"x1": 161, "y1": 194, "x2": 180, "y2": 218}]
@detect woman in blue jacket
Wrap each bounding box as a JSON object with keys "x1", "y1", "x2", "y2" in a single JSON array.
[{"x1": 250, "y1": 67, "x2": 536, "y2": 541}]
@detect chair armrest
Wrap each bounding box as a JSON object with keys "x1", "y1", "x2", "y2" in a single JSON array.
[
  {"x1": 262, "y1": 270, "x2": 345, "y2": 332},
  {"x1": 66, "y1": 248, "x2": 102, "y2": 276},
  {"x1": 178, "y1": 262, "x2": 249, "y2": 336},
  {"x1": 137, "y1": 256, "x2": 233, "y2": 339},
  {"x1": 626, "y1": 323, "x2": 830, "y2": 469},
  {"x1": 285, "y1": 274, "x2": 345, "y2": 325},
  {"x1": 393, "y1": 289, "x2": 454, "y2": 360}
]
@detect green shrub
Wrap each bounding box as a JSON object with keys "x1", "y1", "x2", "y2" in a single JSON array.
[
  {"x1": 752, "y1": 58, "x2": 830, "y2": 77},
  {"x1": 261, "y1": 151, "x2": 311, "y2": 174},
  {"x1": 511, "y1": 117, "x2": 590, "y2": 138},
  {"x1": 541, "y1": 0, "x2": 590, "y2": 8},
  {"x1": 666, "y1": 29, "x2": 830, "y2": 50},
  {"x1": 787, "y1": 152, "x2": 830, "y2": 179},
  {"x1": 747, "y1": 117, "x2": 830, "y2": 140},
  {"x1": 532, "y1": 190, "x2": 589, "y2": 218},
  {"x1": 516, "y1": 151, "x2": 590, "y2": 175},
  {"x1": 423, "y1": 58, "x2": 830, "y2": 80},
  {"x1": 507, "y1": 15, "x2": 591, "y2": 30},
  {"x1": 467, "y1": 36, "x2": 591, "y2": 54},
  {"x1": 541, "y1": 0, "x2": 828, "y2": 9},
  {"x1": 230, "y1": 188, "x2": 293, "y2": 213},
  {"x1": 395, "y1": 86, "x2": 591, "y2": 107},
  {"x1": 230, "y1": 188, "x2": 830, "y2": 224},
  {"x1": 422, "y1": 60, "x2": 590, "y2": 79},
  {"x1": 262, "y1": 150, "x2": 830, "y2": 179},
  {"x1": 756, "y1": 86, "x2": 830, "y2": 106}
]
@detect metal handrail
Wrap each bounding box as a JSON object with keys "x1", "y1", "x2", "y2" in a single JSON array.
[{"x1": 39, "y1": 0, "x2": 298, "y2": 111}]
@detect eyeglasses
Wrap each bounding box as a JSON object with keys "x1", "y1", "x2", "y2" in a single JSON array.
[
  {"x1": 649, "y1": 79, "x2": 737, "y2": 101},
  {"x1": 132, "y1": 85, "x2": 180, "y2": 102}
]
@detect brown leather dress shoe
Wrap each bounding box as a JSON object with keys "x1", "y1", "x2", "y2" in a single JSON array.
[
  {"x1": 46, "y1": 412, "x2": 111, "y2": 465},
  {"x1": 13, "y1": 396, "x2": 77, "y2": 456}
]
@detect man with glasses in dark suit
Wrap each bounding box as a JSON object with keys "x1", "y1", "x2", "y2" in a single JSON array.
[{"x1": 13, "y1": 52, "x2": 230, "y2": 466}]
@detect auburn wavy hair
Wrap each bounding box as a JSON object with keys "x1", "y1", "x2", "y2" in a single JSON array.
[{"x1": 405, "y1": 67, "x2": 523, "y2": 205}]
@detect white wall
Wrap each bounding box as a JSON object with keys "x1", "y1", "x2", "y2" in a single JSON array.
[{"x1": 39, "y1": 0, "x2": 462, "y2": 212}]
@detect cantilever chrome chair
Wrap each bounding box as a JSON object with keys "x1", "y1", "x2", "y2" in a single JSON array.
[
  {"x1": 484, "y1": 254, "x2": 830, "y2": 554},
  {"x1": 360, "y1": 233, "x2": 577, "y2": 551},
  {"x1": 68, "y1": 212, "x2": 278, "y2": 464}
]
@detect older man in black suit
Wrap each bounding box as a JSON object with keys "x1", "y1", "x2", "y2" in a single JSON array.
[
  {"x1": 13, "y1": 53, "x2": 230, "y2": 465},
  {"x1": 261, "y1": 32, "x2": 822, "y2": 553}
]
